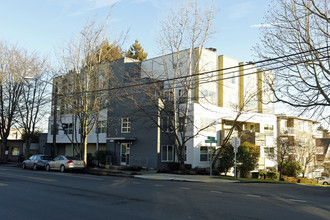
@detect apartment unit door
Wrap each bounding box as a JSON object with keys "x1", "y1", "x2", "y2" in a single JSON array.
[{"x1": 120, "y1": 143, "x2": 130, "y2": 166}]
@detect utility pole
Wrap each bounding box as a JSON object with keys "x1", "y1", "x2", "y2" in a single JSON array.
[{"x1": 52, "y1": 82, "x2": 58, "y2": 158}]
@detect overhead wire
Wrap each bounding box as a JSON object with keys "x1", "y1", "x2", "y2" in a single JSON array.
[{"x1": 54, "y1": 46, "x2": 330, "y2": 97}]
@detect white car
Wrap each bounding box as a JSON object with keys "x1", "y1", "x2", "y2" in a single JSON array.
[
  {"x1": 45, "y1": 155, "x2": 85, "y2": 172},
  {"x1": 316, "y1": 177, "x2": 329, "y2": 185}
]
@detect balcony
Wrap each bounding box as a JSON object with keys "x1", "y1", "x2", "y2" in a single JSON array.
[{"x1": 280, "y1": 127, "x2": 295, "y2": 136}]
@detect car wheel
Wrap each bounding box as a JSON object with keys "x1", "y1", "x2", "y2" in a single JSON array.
[
  {"x1": 46, "y1": 164, "x2": 50, "y2": 172},
  {"x1": 33, "y1": 164, "x2": 37, "y2": 170},
  {"x1": 22, "y1": 163, "x2": 26, "y2": 169},
  {"x1": 60, "y1": 165, "x2": 65, "y2": 173},
  {"x1": 323, "y1": 182, "x2": 328, "y2": 185}
]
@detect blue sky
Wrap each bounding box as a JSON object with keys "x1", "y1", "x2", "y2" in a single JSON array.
[{"x1": 0, "y1": 0, "x2": 271, "y2": 64}]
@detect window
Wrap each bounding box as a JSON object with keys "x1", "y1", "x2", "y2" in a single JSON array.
[
  {"x1": 316, "y1": 147, "x2": 324, "y2": 154},
  {"x1": 50, "y1": 124, "x2": 59, "y2": 135},
  {"x1": 101, "y1": 99, "x2": 108, "y2": 109},
  {"x1": 161, "y1": 145, "x2": 174, "y2": 162},
  {"x1": 161, "y1": 116, "x2": 174, "y2": 132},
  {"x1": 172, "y1": 61, "x2": 182, "y2": 69},
  {"x1": 200, "y1": 118, "x2": 216, "y2": 132},
  {"x1": 179, "y1": 117, "x2": 185, "y2": 132},
  {"x1": 232, "y1": 72, "x2": 236, "y2": 84},
  {"x1": 264, "y1": 124, "x2": 274, "y2": 131},
  {"x1": 12, "y1": 147, "x2": 19, "y2": 156},
  {"x1": 63, "y1": 123, "x2": 73, "y2": 134},
  {"x1": 200, "y1": 146, "x2": 215, "y2": 162},
  {"x1": 96, "y1": 120, "x2": 107, "y2": 133},
  {"x1": 164, "y1": 90, "x2": 173, "y2": 101},
  {"x1": 184, "y1": 145, "x2": 187, "y2": 162},
  {"x1": 264, "y1": 147, "x2": 275, "y2": 158},
  {"x1": 178, "y1": 89, "x2": 187, "y2": 103},
  {"x1": 121, "y1": 118, "x2": 131, "y2": 133}
]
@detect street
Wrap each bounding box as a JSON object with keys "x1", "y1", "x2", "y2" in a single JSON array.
[{"x1": 0, "y1": 166, "x2": 329, "y2": 220}]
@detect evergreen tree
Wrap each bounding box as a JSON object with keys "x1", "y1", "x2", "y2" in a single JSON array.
[
  {"x1": 87, "y1": 40, "x2": 123, "y2": 65},
  {"x1": 126, "y1": 40, "x2": 148, "y2": 61},
  {"x1": 237, "y1": 142, "x2": 260, "y2": 178},
  {"x1": 218, "y1": 144, "x2": 235, "y2": 175}
]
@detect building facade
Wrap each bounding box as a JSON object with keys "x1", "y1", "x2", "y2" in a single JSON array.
[
  {"x1": 48, "y1": 48, "x2": 278, "y2": 171},
  {"x1": 277, "y1": 114, "x2": 322, "y2": 178}
]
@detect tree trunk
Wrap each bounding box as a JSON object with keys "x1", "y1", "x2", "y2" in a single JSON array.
[
  {"x1": 83, "y1": 135, "x2": 88, "y2": 166},
  {"x1": 0, "y1": 139, "x2": 7, "y2": 161},
  {"x1": 24, "y1": 139, "x2": 31, "y2": 159}
]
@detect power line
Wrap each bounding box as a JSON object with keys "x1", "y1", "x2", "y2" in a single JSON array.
[{"x1": 54, "y1": 46, "x2": 330, "y2": 97}]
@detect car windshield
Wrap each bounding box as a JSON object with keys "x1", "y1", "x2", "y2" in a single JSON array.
[{"x1": 41, "y1": 156, "x2": 52, "y2": 160}]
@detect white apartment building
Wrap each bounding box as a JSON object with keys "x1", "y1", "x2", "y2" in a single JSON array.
[{"x1": 141, "y1": 48, "x2": 277, "y2": 169}]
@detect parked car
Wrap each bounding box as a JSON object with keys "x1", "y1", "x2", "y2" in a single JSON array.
[
  {"x1": 316, "y1": 177, "x2": 329, "y2": 185},
  {"x1": 45, "y1": 155, "x2": 85, "y2": 172},
  {"x1": 22, "y1": 155, "x2": 52, "y2": 170}
]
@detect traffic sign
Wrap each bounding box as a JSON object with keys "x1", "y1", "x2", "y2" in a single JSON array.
[
  {"x1": 231, "y1": 137, "x2": 240, "y2": 178},
  {"x1": 231, "y1": 137, "x2": 240, "y2": 148},
  {"x1": 205, "y1": 139, "x2": 217, "y2": 143},
  {"x1": 205, "y1": 136, "x2": 217, "y2": 143}
]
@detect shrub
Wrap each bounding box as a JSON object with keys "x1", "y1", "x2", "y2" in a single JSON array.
[
  {"x1": 184, "y1": 164, "x2": 192, "y2": 170},
  {"x1": 123, "y1": 166, "x2": 142, "y2": 171},
  {"x1": 194, "y1": 167, "x2": 209, "y2": 175},
  {"x1": 282, "y1": 176, "x2": 298, "y2": 183},
  {"x1": 95, "y1": 150, "x2": 111, "y2": 165},
  {"x1": 157, "y1": 167, "x2": 169, "y2": 173},
  {"x1": 267, "y1": 172, "x2": 279, "y2": 180},
  {"x1": 237, "y1": 142, "x2": 260, "y2": 178},
  {"x1": 87, "y1": 153, "x2": 94, "y2": 167},
  {"x1": 282, "y1": 161, "x2": 302, "y2": 177},
  {"x1": 298, "y1": 177, "x2": 317, "y2": 184},
  {"x1": 251, "y1": 172, "x2": 259, "y2": 179},
  {"x1": 258, "y1": 171, "x2": 267, "y2": 179},
  {"x1": 218, "y1": 144, "x2": 234, "y2": 175},
  {"x1": 168, "y1": 162, "x2": 180, "y2": 171}
]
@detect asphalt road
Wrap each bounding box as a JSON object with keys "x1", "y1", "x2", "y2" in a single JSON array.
[{"x1": 0, "y1": 166, "x2": 329, "y2": 220}]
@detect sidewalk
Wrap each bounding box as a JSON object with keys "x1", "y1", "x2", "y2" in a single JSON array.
[
  {"x1": 134, "y1": 173, "x2": 238, "y2": 183},
  {"x1": 1, "y1": 161, "x2": 236, "y2": 183},
  {"x1": 85, "y1": 166, "x2": 237, "y2": 183}
]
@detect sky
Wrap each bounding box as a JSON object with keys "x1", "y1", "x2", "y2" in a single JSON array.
[
  {"x1": 0, "y1": 0, "x2": 272, "y2": 64},
  {"x1": 0, "y1": 0, "x2": 276, "y2": 131}
]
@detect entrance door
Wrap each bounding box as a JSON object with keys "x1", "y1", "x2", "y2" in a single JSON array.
[{"x1": 120, "y1": 143, "x2": 130, "y2": 166}]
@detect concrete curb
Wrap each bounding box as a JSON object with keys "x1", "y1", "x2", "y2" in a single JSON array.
[{"x1": 1, "y1": 163, "x2": 236, "y2": 183}]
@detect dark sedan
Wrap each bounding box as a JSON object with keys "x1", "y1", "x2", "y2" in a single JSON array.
[{"x1": 22, "y1": 155, "x2": 52, "y2": 170}]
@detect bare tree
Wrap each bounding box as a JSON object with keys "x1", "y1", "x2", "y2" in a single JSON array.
[
  {"x1": 294, "y1": 139, "x2": 317, "y2": 177},
  {"x1": 0, "y1": 42, "x2": 46, "y2": 161},
  {"x1": 256, "y1": 0, "x2": 330, "y2": 125},
  {"x1": 18, "y1": 67, "x2": 51, "y2": 159},
  {"x1": 128, "y1": 0, "x2": 217, "y2": 166},
  {"x1": 276, "y1": 137, "x2": 293, "y2": 180},
  {"x1": 57, "y1": 13, "x2": 124, "y2": 165}
]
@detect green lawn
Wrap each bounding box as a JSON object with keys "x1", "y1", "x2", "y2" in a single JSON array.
[{"x1": 214, "y1": 175, "x2": 330, "y2": 187}]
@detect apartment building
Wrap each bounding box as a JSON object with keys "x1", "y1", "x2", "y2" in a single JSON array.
[
  {"x1": 277, "y1": 114, "x2": 322, "y2": 178},
  {"x1": 47, "y1": 48, "x2": 278, "y2": 170},
  {"x1": 47, "y1": 58, "x2": 140, "y2": 158},
  {"x1": 139, "y1": 48, "x2": 277, "y2": 169},
  {"x1": 315, "y1": 138, "x2": 330, "y2": 177}
]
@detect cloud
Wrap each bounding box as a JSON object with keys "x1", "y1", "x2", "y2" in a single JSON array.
[{"x1": 71, "y1": 0, "x2": 121, "y2": 16}]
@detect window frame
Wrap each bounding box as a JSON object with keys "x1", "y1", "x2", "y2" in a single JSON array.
[
  {"x1": 200, "y1": 146, "x2": 215, "y2": 162},
  {"x1": 121, "y1": 117, "x2": 131, "y2": 133},
  {"x1": 96, "y1": 120, "x2": 107, "y2": 133},
  {"x1": 161, "y1": 145, "x2": 174, "y2": 162}
]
